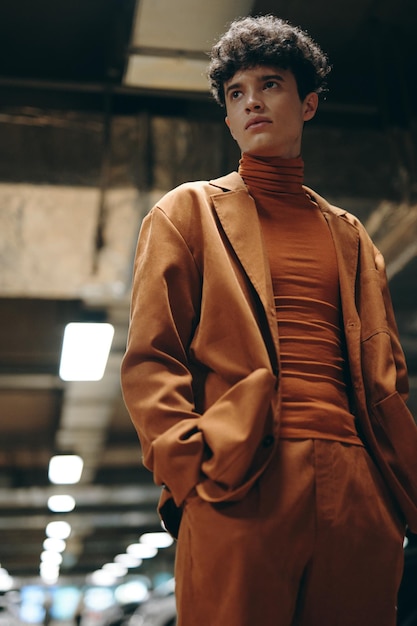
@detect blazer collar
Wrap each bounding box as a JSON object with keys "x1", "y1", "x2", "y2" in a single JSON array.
[
  {"x1": 209, "y1": 171, "x2": 247, "y2": 194},
  {"x1": 303, "y1": 185, "x2": 360, "y2": 325}
]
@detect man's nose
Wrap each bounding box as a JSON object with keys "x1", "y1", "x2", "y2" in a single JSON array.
[{"x1": 245, "y1": 92, "x2": 264, "y2": 111}]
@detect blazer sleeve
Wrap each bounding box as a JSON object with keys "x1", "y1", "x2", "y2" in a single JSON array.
[
  {"x1": 375, "y1": 248, "x2": 410, "y2": 401},
  {"x1": 121, "y1": 206, "x2": 206, "y2": 506}
]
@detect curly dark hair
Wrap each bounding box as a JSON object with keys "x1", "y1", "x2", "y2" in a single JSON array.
[{"x1": 208, "y1": 15, "x2": 331, "y2": 106}]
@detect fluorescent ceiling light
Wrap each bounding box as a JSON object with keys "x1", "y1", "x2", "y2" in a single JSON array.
[
  {"x1": 139, "y1": 531, "x2": 174, "y2": 548},
  {"x1": 40, "y1": 563, "x2": 59, "y2": 583},
  {"x1": 102, "y1": 563, "x2": 128, "y2": 577},
  {"x1": 48, "y1": 494, "x2": 76, "y2": 512},
  {"x1": 126, "y1": 543, "x2": 158, "y2": 559},
  {"x1": 48, "y1": 455, "x2": 83, "y2": 484},
  {"x1": 89, "y1": 570, "x2": 117, "y2": 587},
  {"x1": 114, "y1": 553, "x2": 142, "y2": 568},
  {"x1": 59, "y1": 322, "x2": 114, "y2": 382},
  {"x1": 40, "y1": 551, "x2": 63, "y2": 566},
  {"x1": 45, "y1": 520, "x2": 72, "y2": 540},
  {"x1": 43, "y1": 538, "x2": 66, "y2": 553}
]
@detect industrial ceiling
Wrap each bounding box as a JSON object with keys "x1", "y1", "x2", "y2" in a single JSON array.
[{"x1": 0, "y1": 0, "x2": 416, "y2": 591}]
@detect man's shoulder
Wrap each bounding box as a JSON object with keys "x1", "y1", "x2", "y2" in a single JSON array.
[
  {"x1": 145, "y1": 172, "x2": 248, "y2": 234},
  {"x1": 151, "y1": 173, "x2": 247, "y2": 227},
  {"x1": 303, "y1": 185, "x2": 366, "y2": 230},
  {"x1": 157, "y1": 171, "x2": 245, "y2": 206}
]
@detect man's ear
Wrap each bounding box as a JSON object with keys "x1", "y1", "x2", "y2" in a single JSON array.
[
  {"x1": 225, "y1": 116, "x2": 235, "y2": 140},
  {"x1": 303, "y1": 92, "x2": 319, "y2": 121}
]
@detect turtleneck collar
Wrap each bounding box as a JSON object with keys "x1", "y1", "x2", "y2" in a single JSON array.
[{"x1": 238, "y1": 153, "x2": 305, "y2": 195}]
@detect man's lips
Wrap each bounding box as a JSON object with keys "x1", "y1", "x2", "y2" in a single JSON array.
[{"x1": 245, "y1": 117, "x2": 272, "y2": 130}]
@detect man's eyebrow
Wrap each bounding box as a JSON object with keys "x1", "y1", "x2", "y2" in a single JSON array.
[
  {"x1": 225, "y1": 81, "x2": 242, "y2": 96},
  {"x1": 262, "y1": 73, "x2": 285, "y2": 82}
]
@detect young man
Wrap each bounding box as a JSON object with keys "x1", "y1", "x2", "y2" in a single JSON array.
[{"x1": 121, "y1": 15, "x2": 417, "y2": 626}]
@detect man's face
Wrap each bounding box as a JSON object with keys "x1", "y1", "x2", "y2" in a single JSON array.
[{"x1": 224, "y1": 65, "x2": 318, "y2": 159}]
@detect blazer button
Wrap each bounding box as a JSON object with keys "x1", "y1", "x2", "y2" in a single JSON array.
[{"x1": 262, "y1": 434, "x2": 274, "y2": 448}]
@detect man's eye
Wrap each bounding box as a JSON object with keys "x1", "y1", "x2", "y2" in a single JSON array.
[
  {"x1": 265, "y1": 81, "x2": 277, "y2": 89},
  {"x1": 231, "y1": 91, "x2": 241, "y2": 99}
]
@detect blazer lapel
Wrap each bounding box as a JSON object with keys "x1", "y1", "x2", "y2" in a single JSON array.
[
  {"x1": 210, "y1": 180, "x2": 277, "y2": 334},
  {"x1": 313, "y1": 199, "x2": 365, "y2": 399},
  {"x1": 303, "y1": 186, "x2": 360, "y2": 319},
  {"x1": 316, "y1": 206, "x2": 360, "y2": 324}
]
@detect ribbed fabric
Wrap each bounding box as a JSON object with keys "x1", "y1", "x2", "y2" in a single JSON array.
[{"x1": 239, "y1": 153, "x2": 361, "y2": 444}]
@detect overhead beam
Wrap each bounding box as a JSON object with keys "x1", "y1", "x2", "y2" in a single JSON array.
[
  {"x1": 0, "y1": 483, "x2": 160, "y2": 508},
  {"x1": 0, "y1": 510, "x2": 159, "y2": 530}
]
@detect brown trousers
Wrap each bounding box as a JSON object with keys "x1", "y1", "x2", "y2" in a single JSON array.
[{"x1": 175, "y1": 439, "x2": 405, "y2": 626}]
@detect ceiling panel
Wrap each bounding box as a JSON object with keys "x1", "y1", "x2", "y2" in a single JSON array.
[{"x1": 131, "y1": 0, "x2": 255, "y2": 52}]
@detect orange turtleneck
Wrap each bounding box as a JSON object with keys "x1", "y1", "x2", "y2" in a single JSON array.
[{"x1": 239, "y1": 153, "x2": 362, "y2": 445}]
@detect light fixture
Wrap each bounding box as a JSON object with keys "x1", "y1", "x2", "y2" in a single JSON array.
[
  {"x1": 48, "y1": 494, "x2": 76, "y2": 512},
  {"x1": 114, "y1": 553, "x2": 142, "y2": 568},
  {"x1": 59, "y1": 322, "x2": 114, "y2": 382},
  {"x1": 45, "y1": 520, "x2": 71, "y2": 540},
  {"x1": 43, "y1": 538, "x2": 66, "y2": 553},
  {"x1": 102, "y1": 563, "x2": 128, "y2": 577},
  {"x1": 48, "y1": 455, "x2": 83, "y2": 484},
  {"x1": 126, "y1": 543, "x2": 158, "y2": 559},
  {"x1": 40, "y1": 551, "x2": 63, "y2": 566},
  {"x1": 139, "y1": 531, "x2": 174, "y2": 548},
  {"x1": 40, "y1": 563, "x2": 59, "y2": 583},
  {"x1": 89, "y1": 570, "x2": 117, "y2": 587}
]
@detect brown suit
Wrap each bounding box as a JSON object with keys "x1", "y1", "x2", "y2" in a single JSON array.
[
  {"x1": 121, "y1": 171, "x2": 417, "y2": 529},
  {"x1": 122, "y1": 172, "x2": 417, "y2": 624}
]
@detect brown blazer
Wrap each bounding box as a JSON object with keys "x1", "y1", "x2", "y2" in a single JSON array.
[{"x1": 121, "y1": 171, "x2": 417, "y2": 534}]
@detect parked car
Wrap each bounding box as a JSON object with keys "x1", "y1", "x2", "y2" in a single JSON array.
[
  {"x1": 129, "y1": 579, "x2": 176, "y2": 626},
  {"x1": 101, "y1": 601, "x2": 145, "y2": 626}
]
